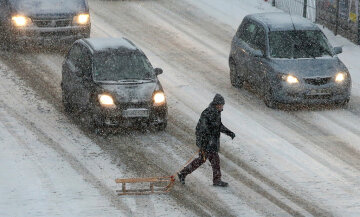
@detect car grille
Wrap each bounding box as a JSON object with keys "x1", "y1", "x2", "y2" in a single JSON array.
[
  {"x1": 120, "y1": 102, "x2": 150, "y2": 110},
  {"x1": 304, "y1": 77, "x2": 332, "y2": 86},
  {"x1": 304, "y1": 94, "x2": 332, "y2": 99},
  {"x1": 39, "y1": 31, "x2": 74, "y2": 37},
  {"x1": 33, "y1": 19, "x2": 71, "y2": 28}
]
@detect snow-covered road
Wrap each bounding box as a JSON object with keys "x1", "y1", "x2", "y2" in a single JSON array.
[{"x1": 1, "y1": 0, "x2": 360, "y2": 216}]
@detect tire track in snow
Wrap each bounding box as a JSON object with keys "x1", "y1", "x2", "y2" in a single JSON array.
[
  {"x1": 0, "y1": 0, "x2": 355, "y2": 216},
  {"x1": 0, "y1": 98, "x2": 134, "y2": 216}
]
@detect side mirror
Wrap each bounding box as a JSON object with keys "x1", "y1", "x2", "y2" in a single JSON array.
[
  {"x1": 154, "y1": 68, "x2": 163, "y2": 76},
  {"x1": 333, "y1": 46, "x2": 343, "y2": 55},
  {"x1": 253, "y1": 49, "x2": 264, "y2": 58}
]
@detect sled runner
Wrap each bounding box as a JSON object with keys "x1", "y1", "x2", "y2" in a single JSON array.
[{"x1": 115, "y1": 176, "x2": 175, "y2": 196}]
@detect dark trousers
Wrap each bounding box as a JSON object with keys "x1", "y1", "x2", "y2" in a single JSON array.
[{"x1": 180, "y1": 150, "x2": 221, "y2": 183}]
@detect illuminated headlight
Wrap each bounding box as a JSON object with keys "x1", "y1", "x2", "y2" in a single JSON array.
[
  {"x1": 98, "y1": 94, "x2": 115, "y2": 108},
  {"x1": 73, "y1": 13, "x2": 90, "y2": 25},
  {"x1": 335, "y1": 72, "x2": 346, "y2": 83},
  {"x1": 12, "y1": 15, "x2": 32, "y2": 27},
  {"x1": 282, "y1": 74, "x2": 299, "y2": 84},
  {"x1": 153, "y1": 92, "x2": 166, "y2": 105}
]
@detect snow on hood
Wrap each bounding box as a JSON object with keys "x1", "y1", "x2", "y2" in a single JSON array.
[
  {"x1": 271, "y1": 57, "x2": 348, "y2": 78},
  {"x1": 100, "y1": 82, "x2": 158, "y2": 104},
  {"x1": 11, "y1": 0, "x2": 87, "y2": 16}
]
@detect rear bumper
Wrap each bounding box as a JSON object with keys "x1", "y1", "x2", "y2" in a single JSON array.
[
  {"x1": 10, "y1": 25, "x2": 90, "y2": 44},
  {"x1": 273, "y1": 81, "x2": 351, "y2": 104}
]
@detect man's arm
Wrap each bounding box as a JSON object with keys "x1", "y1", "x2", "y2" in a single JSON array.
[{"x1": 220, "y1": 124, "x2": 235, "y2": 139}]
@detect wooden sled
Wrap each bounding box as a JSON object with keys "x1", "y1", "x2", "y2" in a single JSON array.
[{"x1": 115, "y1": 176, "x2": 175, "y2": 196}]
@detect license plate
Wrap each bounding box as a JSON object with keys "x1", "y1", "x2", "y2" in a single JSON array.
[
  {"x1": 122, "y1": 109, "x2": 149, "y2": 118},
  {"x1": 308, "y1": 89, "x2": 331, "y2": 95}
]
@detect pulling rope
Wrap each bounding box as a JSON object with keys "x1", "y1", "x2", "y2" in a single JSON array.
[{"x1": 171, "y1": 149, "x2": 201, "y2": 178}]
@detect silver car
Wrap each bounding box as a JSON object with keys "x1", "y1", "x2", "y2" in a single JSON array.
[{"x1": 229, "y1": 12, "x2": 351, "y2": 108}]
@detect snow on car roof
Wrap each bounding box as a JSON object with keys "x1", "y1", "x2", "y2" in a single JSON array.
[
  {"x1": 248, "y1": 12, "x2": 319, "y2": 31},
  {"x1": 83, "y1": 38, "x2": 138, "y2": 52}
]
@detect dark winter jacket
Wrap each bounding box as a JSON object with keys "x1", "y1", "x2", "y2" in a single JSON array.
[{"x1": 195, "y1": 94, "x2": 233, "y2": 152}]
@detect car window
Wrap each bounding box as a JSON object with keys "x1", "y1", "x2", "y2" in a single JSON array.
[
  {"x1": 93, "y1": 51, "x2": 155, "y2": 82},
  {"x1": 239, "y1": 22, "x2": 257, "y2": 45},
  {"x1": 80, "y1": 47, "x2": 92, "y2": 78},
  {"x1": 251, "y1": 25, "x2": 266, "y2": 54},
  {"x1": 67, "y1": 44, "x2": 82, "y2": 67}
]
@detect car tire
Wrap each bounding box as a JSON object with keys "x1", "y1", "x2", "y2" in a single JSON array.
[
  {"x1": 264, "y1": 85, "x2": 278, "y2": 109},
  {"x1": 154, "y1": 121, "x2": 167, "y2": 131},
  {"x1": 62, "y1": 92, "x2": 74, "y2": 113},
  {"x1": 0, "y1": 30, "x2": 11, "y2": 51},
  {"x1": 229, "y1": 58, "x2": 243, "y2": 88},
  {"x1": 337, "y1": 98, "x2": 350, "y2": 108}
]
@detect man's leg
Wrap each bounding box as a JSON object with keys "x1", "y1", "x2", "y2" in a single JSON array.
[
  {"x1": 178, "y1": 151, "x2": 206, "y2": 184},
  {"x1": 208, "y1": 152, "x2": 222, "y2": 184}
]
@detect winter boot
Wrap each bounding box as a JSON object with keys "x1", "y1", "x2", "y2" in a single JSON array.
[
  {"x1": 178, "y1": 173, "x2": 186, "y2": 185},
  {"x1": 213, "y1": 181, "x2": 228, "y2": 187}
]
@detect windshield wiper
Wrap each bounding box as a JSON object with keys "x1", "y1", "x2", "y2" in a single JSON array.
[{"x1": 322, "y1": 48, "x2": 333, "y2": 57}]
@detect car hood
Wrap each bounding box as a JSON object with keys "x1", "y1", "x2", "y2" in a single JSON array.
[
  {"x1": 99, "y1": 81, "x2": 158, "y2": 104},
  {"x1": 271, "y1": 57, "x2": 348, "y2": 77},
  {"x1": 10, "y1": 2, "x2": 87, "y2": 18}
]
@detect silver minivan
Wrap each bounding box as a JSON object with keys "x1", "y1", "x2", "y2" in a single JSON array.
[{"x1": 229, "y1": 12, "x2": 351, "y2": 108}]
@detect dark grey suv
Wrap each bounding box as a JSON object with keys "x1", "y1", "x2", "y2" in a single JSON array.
[
  {"x1": 229, "y1": 12, "x2": 351, "y2": 108},
  {"x1": 0, "y1": 0, "x2": 90, "y2": 47},
  {"x1": 61, "y1": 38, "x2": 168, "y2": 130}
]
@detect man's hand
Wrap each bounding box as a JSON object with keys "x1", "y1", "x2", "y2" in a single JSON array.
[{"x1": 229, "y1": 132, "x2": 236, "y2": 140}]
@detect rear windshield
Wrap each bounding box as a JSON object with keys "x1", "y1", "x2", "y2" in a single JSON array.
[
  {"x1": 269, "y1": 30, "x2": 333, "y2": 59},
  {"x1": 13, "y1": 0, "x2": 86, "y2": 14},
  {"x1": 94, "y1": 52, "x2": 155, "y2": 82}
]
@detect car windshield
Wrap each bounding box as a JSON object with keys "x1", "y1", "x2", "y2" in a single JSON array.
[
  {"x1": 94, "y1": 52, "x2": 155, "y2": 82},
  {"x1": 269, "y1": 30, "x2": 333, "y2": 59},
  {"x1": 13, "y1": 0, "x2": 86, "y2": 14}
]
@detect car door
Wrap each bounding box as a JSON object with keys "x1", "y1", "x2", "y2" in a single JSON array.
[
  {"x1": 62, "y1": 43, "x2": 83, "y2": 106},
  {"x1": 247, "y1": 23, "x2": 269, "y2": 89},
  {"x1": 234, "y1": 21, "x2": 258, "y2": 84},
  {"x1": 76, "y1": 45, "x2": 93, "y2": 110}
]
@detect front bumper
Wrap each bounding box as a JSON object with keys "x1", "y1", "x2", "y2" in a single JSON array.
[
  {"x1": 273, "y1": 81, "x2": 351, "y2": 104},
  {"x1": 92, "y1": 104, "x2": 168, "y2": 127},
  {"x1": 10, "y1": 25, "x2": 90, "y2": 45}
]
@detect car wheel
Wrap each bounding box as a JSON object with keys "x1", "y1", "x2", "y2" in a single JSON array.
[
  {"x1": 154, "y1": 121, "x2": 167, "y2": 131},
  {"x1": 264, "y1": 85, "x2": 278, "y2": 109},
  {"x1": 337, "y1": 98, "x2": 350, "y2": 108},
  {"x1": 0, "y1": 31, "x2": 11, "y2": 51},
  {"x1": 229, "y1": 58, "x2": 243, "y2": 88},
  {"x1": 62, "y1": 92, "x2": 74, "y2": 113}
]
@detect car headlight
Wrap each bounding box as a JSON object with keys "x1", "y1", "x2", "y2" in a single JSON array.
[
  {"x1": 282, "y1": 74, "x2": 299, "y2": 84},
  {"x1": 98, "y1": 94, "x2": 116, "y2": 108},
  {"x1": 153, "y1": 92, "x2": 166, "y2": 105},
  {"x1": 335, "y1": 72, "x2": 346, "y2": 83},
  {"x1": 73, "y1": 13, "x2": 90, "y2": 25},
  {"x1": 12, "y1": 15, "x2": 32, "y2": 27}
]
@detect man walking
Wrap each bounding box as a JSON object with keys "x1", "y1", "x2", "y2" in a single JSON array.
[{"x1": 178, "y1": 94, "x2": 235, "y2": 187}]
